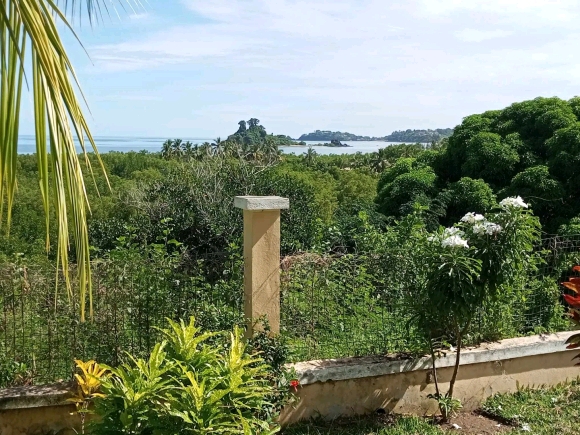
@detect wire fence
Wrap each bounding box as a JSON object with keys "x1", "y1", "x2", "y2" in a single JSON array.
[
  {"x1": 1, "y1": 235, "x2": 580, "y2": 385},
  {"x1": 0, "y1": 251, "x2": 243, "y2": 385},
  {"x1": 280, "y1": 234, "x2": 580, "y2": 361}
]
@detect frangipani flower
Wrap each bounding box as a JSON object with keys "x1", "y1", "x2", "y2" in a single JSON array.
[
  {"x1": 500, "y1": 196, "x2": 528, "y2": 209},
  {"x1": 473, "y1": 221, "x2": 503, "y2": 236},
  {"x1": 441, "y1": 235, "x2": 469, "y2": 249},
  {"x1": 444, "y1": 227, "x2": 465, "y2": 238},
  {"x1": 461, "y1": 212, "x2": 485, "y2": 224}
]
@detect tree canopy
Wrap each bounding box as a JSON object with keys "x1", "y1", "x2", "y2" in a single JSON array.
[{"x1": 375, "y1": 97, "x2": 580, "y2": 233}]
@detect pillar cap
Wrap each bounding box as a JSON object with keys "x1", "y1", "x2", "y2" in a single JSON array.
[{"x1": 234, "y1": 196, "x2": 289, "y2": 210}]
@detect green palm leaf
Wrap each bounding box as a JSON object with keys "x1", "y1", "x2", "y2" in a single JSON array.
[{"x1": 0, "y1": 0, "x2": 138, "y2": 320}]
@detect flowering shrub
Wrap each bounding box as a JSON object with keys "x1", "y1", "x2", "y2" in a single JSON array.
[{"x1": 415, "y1": 196, "x2": 540, "y2": 420}]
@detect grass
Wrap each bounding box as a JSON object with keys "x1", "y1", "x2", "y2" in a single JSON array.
[
  {"x1": 282, "y1": 415, "x2": 445, "y2": 435},
  {"x1": 483, "y1": 380, "x2": 580, "y2": 435},
  {"x1": 283, "y1": 380, "x2": 580, "y2": 435}
]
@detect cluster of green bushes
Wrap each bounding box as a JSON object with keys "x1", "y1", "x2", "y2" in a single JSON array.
[{"x1": 375, "y1": 97, "x2": 580, "y2": 233}]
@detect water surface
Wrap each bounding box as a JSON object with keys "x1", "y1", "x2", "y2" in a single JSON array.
[{"x1": 18, "y1": 136, "x2": 400, "y2": 155}]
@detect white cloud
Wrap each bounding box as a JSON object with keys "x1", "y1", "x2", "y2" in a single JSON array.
[
  {"x1": 417, "y1": 0, "x2": 578, "y2": 23},
  {"x1": 455, "y1": 29, "x2": 512, "y2": 42},
  {"x1": 83, "y1": 0, "x2": 580, "y2": 136},
  {"x1": 129, "y1": 12, "x2": 151, "y2": 21}
]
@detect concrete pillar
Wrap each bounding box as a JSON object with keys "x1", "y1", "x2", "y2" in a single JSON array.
[{"x1": 234, "y1": 196, "x2": 289, "y2": 336}]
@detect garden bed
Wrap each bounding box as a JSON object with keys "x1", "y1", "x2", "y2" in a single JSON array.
[{"x1": 283, "y1": 380, "x2": 580, "y2": 434}]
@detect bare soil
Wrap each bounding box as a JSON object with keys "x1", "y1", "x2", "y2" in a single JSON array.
[{"x1": 440, "y1": 412, "x2": 513, "y2": 435}]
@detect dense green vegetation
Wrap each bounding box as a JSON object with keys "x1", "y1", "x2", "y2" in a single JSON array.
[
  {"x1": 1, "y1": 97, "x2": 579, "y2": 388},
  {"x1": 385, "y1": 128, "x2": 454, "y2": 143},
  {"x1": 377, "y1": 97, "x2": 580, "y2": 233}
]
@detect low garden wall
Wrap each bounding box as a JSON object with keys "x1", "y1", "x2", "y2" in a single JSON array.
[
  {"x1": 1, "y1": 332, "x2": 578, "y2": 434},
  {"x1": 0, "y1": 383, "x2": 78, "y2": 435},
  {"x1": 280, "y1": 331, "x2": 580, "y2": 424}
]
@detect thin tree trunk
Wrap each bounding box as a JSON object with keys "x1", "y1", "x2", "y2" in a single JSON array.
[
  {"x1": 448, "y1": 320, "x2": 471, "y2": 400},
  {"x1": 428, "y1": 337, "x2": 441, "y2": 398},
  {"x1": 447, "y1": 330, "x2": 462, "y2": 400}
]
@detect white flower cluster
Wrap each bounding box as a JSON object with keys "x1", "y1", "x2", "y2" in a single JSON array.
[
  {"x1": 499, "y1": 196, "x2": 528, "y2": 209},
  {"x1": 440, "y1": 227, "x2": 469, "y2": 248},
  {"x1": 444, "y1": 227, "x2": 464, "y2": 237},
  {"x1": 441, "y1": 234, "x2": 469, "y2": 249},
  {"x1": 473, "y1": 221, "x2": 503, "y2": 236},
  {"x1": 461, "y1": 212, "x2": 502, "y2": 237},
  {"x1": 461, "y1": 212, "x2": 485, "y2": 224}
]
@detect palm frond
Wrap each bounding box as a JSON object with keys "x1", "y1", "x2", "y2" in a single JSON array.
[{"x1": 0, "y1": 0, "x2": 137, "y2": 320}]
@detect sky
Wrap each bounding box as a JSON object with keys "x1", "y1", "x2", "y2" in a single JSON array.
[{"x1": 19, "y1": 0, "x2": 580, "y2": 138}]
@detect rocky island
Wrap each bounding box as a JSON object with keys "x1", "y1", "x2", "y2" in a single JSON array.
[
  {"x1": 309, "y1": 139, "x2": 352, "y2": 147},
  {"x1": 299, "y1": 130, "x2": 381, "y2": 141},
  {"x1": 298, "y1": 128, "x2": 453, "y2": 143}
]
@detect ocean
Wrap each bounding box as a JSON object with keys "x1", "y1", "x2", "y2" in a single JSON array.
[{"x1": 17, "y1": 135, "x2": 401, "y2": 156}]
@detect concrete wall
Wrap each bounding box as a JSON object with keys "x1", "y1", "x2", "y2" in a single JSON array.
[
  {"x1": 1, "y1": 332, "x2": 578, "y2": 432},
  {"x1": 281, "y1": 332, "x2": 580, "y2": 424},
  {"x1": 0, "y1": 382, "x2": 80, "y2": 435},
  {"x1": 0, "y1": 404, "x2": 79, "y2": 435}
]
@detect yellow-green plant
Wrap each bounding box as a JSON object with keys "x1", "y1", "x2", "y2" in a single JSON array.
[
  {"x1": 91, "y1": 317, "x2": 280, "y2": 435},
  {"x1": 0, "y1": 0, "x2": 136, "y2": 320},
  {"x1": 68, "y1": 359, "x2": 108, "y2": 434}
]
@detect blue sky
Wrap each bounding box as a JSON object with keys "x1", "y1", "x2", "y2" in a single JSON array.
[{"x1": 20, "y1": 0, "x2": 580, "y2": 138}]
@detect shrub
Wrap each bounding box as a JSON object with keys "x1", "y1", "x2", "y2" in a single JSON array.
[
  {"x1": 461, "y1": 132, "x2": 520, "y2": 187},
  {"x1": 91, "y1": 317, "x2": 280, "y2": 435},
  {"x1": 438, "y1": 177, "x2": 496, "y2": 226},
  {"x1": 376, "y1": 167, "x2": 437, "y2": 218},
  {"x1": 414, "y1": 196, "x2": 540, "y2": 420}
]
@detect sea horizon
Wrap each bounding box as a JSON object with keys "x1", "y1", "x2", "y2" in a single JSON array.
[{"x1": 17, "y1": 135, "x2": 402, "y2": 156}]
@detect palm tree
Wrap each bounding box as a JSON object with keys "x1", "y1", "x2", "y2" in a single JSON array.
[
  {"x1": 200, "y1": 142, "x2": 213, "y2": 158},
  {"x1": 303, "y1": 147, "x2": 318, "y2": 167},
  {"x1": 263, "y1": 136, "x2": 279, "y2": 159},
  {"x1": 171, "y1": 139, "x2": 184, "y2": 158},
  {"x1": 212, "y1": 137, "x2": 223, "y2": 155},
  {"x1": 162, "y1": 140, "x2": 174, "y2": 159},
  {"x1": 183, "y1": 141, "x2": 194, "y2": 159},
  {"x1": 0, "y1": 0, "x2": 136, "y2": 320}
]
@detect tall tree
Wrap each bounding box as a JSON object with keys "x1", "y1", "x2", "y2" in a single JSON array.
[{"x1": 0, "y1": 0, "x2": 136, "y2": 320}]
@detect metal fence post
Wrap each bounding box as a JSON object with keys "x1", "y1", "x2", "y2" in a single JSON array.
[{"x1": 234, "y1": 196, "x2": 289, "y2": 337}]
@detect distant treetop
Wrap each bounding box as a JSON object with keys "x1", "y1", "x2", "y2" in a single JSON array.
[
  {"x1": 385, "y1": 128, "x2": 454, "y2": 143},
  {"x1": 298, "y1": 130, "x2": 381, "y2": 141},
  {"x1": 298, "y1": 128, "x2": 454, "y2": 142}
]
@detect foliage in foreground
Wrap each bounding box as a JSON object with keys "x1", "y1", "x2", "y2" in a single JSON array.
[
  {"x1": 484, "y1": 380, "x2": 580, "y2": 434},
  {"x1": 0, "y1": 0, "x2": 140, "y2": 322},
  {"x1": 561, "y1": 266, "x2": 580, "y2": 360},
  {"x1": 90, "y1": 317, "x2": 281, "y2": 435}
]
